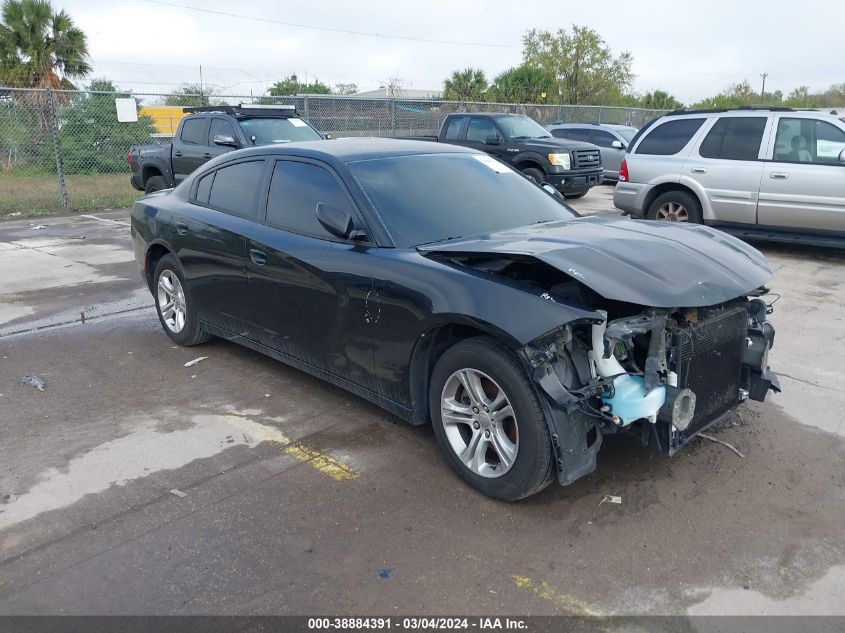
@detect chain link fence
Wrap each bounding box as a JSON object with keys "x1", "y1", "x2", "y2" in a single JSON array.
[{"x1": 0, "y1": 87, "x2": 666, "y2": 217}]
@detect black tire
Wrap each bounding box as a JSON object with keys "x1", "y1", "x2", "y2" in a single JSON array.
[
  {"x1": 429, "y1": 337, "x2": 555, "y2": 502},
  {"x1": 145, "y1": 175, "x2": 167, "y2": 194},
  {"x1": 647, "y1": 190, "x2": 702, "y2": 223},
  {"x1": 521, "y1": 167, "x2": 545, "y2": 185},
  {"x1": 152, "y1": 254, "x2": 211, "y2": 346},
  {"x1": 564, "y1": 190, "x2": 588, "y2": 199}
]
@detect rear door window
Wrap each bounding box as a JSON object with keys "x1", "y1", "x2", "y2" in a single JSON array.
[
  {"x1": 265, "y1": 160, "x2": 354, "y2": 239},
  {"x1": 444, "y1": 117, "x2": 465, "y2": 140},
  {"x1": 636, "y1": 118, "x2": 705, "y2": 155},
  {"x1": 180, "y1": 118, "x2": 207, "y2": 145},
  {"x1": 699, "y1": 117, "x2": 767, "y2": 160},
  {"x1": 567, "y1": 128, "x2": 593, "y2": 143},
  {"x1": 207, "y1": 160, "x2": 265, "y2": 219}
]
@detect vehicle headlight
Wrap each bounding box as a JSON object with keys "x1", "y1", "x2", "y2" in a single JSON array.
[{"x1": 548, "y1": 153, "x2": 571, "y2": 169}]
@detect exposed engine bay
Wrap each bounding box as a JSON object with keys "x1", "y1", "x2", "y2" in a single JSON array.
[{"x1": 429, "y1": 250, "x2": 780, "y2": 486}]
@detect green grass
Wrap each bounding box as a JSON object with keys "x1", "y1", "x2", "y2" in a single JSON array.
[{"x1": 0, "y1": 171, "x2": 144, "y2": 219}]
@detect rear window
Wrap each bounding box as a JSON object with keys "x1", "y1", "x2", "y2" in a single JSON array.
[
  {"x1": 207, "y1": 160, "x2": 265, "y2": 218},
  {"x1": 699, "y1": 117, "x2": 767, "y2": 161},
  {"x1": 636, "y1": 118, "x2": 705, "y2": 155}
]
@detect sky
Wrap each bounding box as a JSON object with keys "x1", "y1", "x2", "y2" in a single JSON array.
[{"x1": 63, "y1": 0, "x2": 844, "y2": 103}]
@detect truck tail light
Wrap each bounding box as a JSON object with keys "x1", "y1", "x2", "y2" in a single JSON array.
[
  {"x1": 619, "y1": 158, "x2": 628, "y2": 182},
  {"x1": 127, "y1": 151, "x2": 133, "y2": 166}
]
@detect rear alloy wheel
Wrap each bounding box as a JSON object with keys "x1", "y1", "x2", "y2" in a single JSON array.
[
  {"x1": 647, "y1": 191, "x2": 702, "y2": 223},
  {"x1": 429, "y1": 337, "x2": 555, "y2": 501},
  {"x1": 153, "y1": 254, "x2": 211, "y2": 346}
]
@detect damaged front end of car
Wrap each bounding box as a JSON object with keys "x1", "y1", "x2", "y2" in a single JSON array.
[
  {"x1": 523, "y1": 295, "x2": 779, "y2": 485},
  {"x1": 420, "y1": 217, "x2": 781, "y2": 486}
]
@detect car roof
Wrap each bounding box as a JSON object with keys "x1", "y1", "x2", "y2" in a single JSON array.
[{"x1": 218, "y1": 137, "x2": 478, "y2": 163}]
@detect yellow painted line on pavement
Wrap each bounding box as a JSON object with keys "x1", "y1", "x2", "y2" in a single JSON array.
[
  {"x1": 284, "y1": 444, "x2": 359, "y2": 481},
  {"x1": 512, "y1": 575, "x2": 604, "y2": 616},
  {"x1": 221, "y1": 414, "x2": 358, "y2": 480}
]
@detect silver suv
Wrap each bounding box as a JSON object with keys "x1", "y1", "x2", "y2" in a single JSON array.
[{"x1": 613, "y1": 108, "x2": 845, "y2": 242}]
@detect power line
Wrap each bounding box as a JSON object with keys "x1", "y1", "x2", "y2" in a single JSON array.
[{"x1": 139, "y1": 0, "x2": 519, "y2": 49}]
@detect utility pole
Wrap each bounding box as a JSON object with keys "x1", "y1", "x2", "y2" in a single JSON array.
[
  {"x1": 760, "y1": 73, "x2": 768, "y2": 103},
  {"x1": 199, "y1": 65, "x2": 204, "y2": 105}
]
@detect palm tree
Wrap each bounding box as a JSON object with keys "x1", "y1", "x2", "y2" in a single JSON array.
[
  {"x1": 0, "y1": 0, "x2": 91, "y2": 89},
  {"x1": 442, "y1": 68, "x2": 487, "y2": 103}
]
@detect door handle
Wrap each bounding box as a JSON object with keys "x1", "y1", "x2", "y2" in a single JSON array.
[
  {"x1": 175, "y1": 221, "x2": 189, "y2": 235},
  {"x1": 690, "y1": 167, "x2": 707, "y2": 174},
  {"x1": 249, "y1": 248, "x2": 267, "y2": 266},
  {"x1": 770, "y1": 172, "x2": 789, "y2": 179},
  {"x1": 173, "y1": 150, "x2": 183, "y2": 157}
]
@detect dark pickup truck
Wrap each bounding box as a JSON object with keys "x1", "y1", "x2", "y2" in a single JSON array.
[
  {"x1": 410, "y1": 112, "x2": 604, "y2": 198},
  {"x1": 128, "y1": 104, "x2": 325, "y2": 193}
]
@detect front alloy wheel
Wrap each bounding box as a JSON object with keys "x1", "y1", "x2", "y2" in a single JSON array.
[{"x1": 440, "y1": 368, "x2": 519, "y2": 477}]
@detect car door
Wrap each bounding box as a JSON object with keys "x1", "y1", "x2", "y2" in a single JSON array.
[
  {"x1": 206, "y1": 117, "x2": 240, "y2": 160},
  {"x1": 244, "y1": 158, "x2": 376, "y2": 389},
  {"x1": 757, "y1": 115, "x2": 845, "y2": 234},
  {"x1": 593, "y1": 129, "x2": 626, "y2": 178},
  {"x1": 462, "y1": 117, "x2": 507, "y2": 159},
  {"x1": 175, "y1": 158, "x2": 266, "y2": 337},
  {"x1": 173, "y1": 117, "x2": 210, "y2": 183},
  {"x1": 682, "y1": 116, "x2": 769, "y2": 225}
]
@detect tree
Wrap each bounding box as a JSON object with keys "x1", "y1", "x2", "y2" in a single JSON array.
[
  {"x1": 0, "y1": 0, "x2": 90, "y2": 88},
  {"x1": 442, "y1": 68, "x2": 487, "y2": 102},
  {"x1": 334, "y1": 82, "x2": 358, "y2": 95},
  {"x1": 690, "y1": 80, "x2": 758, "y2": 109},
  {"x1": 487, "y1": 65, "x2": 555, "y2": 103},
  {"x1": 162, "y1": 83, "x2": 225, "y2": 107},
  {"x1": 522, "y1": 26, "x2": 633, "y2": 105},
  {"x1": 267, "y1": 74, "x2": 331, "y2": 96},
  {"x1": 638, "y1": 90, "x2": 682, "y2": 110},
  {"x1": 59, "y1": 78, "x2": 156, "y2": 173},
  {"x1": 380, "y1": 74, "x2": 404, "y2": 99}
]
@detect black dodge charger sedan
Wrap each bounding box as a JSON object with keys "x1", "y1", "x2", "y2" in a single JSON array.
[{"x1": 130, "y1": 138, "x2": 779, "y2": 501}]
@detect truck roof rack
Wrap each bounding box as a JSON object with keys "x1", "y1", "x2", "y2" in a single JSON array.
[{"x1": 182, "y1": 103, "x2": 298, "y2": 117}]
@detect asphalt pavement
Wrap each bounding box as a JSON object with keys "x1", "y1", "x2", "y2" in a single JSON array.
[{"x1": 0, "y1": 185, "x2": 843, "y2": 616}]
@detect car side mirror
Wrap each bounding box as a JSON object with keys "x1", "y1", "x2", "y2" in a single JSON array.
[
  {"x1": 484, "y1": 134, "x2": 502, "y2": 145},
  {"x1": 611, "y1": 140, "x2": 624, "y2": 149},
  {"x1": 316, "y1": 203, "x2": 366, "y2": 241},
  {"x1": 839, "y1": 148, "x2": 845, "y2": 163},
  {"x1": 325, "y1": 133, "x2": 333, "y2": 140},
  {"x1": 213, "y1": 134, "x2": 239, "y2": 148}
]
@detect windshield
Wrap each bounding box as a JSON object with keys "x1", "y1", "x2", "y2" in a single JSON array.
[
  {"x1": 239, "y1": 117, "x2": 322, "y2": 145},
  {"x1": 495, "y1": 115, "x2": 551, "y2": 139},
  {"x1": 616, "y1": 127, "x2": 638, "y2": 142},
  {"x1": 349, "y1": 153, "x2": 577, "y2": 248}
]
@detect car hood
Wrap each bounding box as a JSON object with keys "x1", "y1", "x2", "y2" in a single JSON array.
[
  {"x1": 518, "y1": 138, "x2": 596, "y2": 152},
  {"x1": 418, "y1": 216, "x2": 772, "y2": 307}
]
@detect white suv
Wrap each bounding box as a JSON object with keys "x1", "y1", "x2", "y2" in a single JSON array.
[{"x1": 613, "y1": 107, "x2": 845, "y2": 244}]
